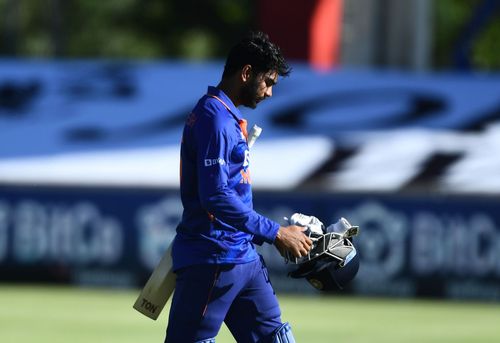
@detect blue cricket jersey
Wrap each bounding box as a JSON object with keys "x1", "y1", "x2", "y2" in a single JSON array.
[{"x1": 172, "y1": 86, "x2": 280, "y2": 271}]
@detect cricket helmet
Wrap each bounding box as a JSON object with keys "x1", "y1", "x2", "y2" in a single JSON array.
[
  {"x1": 290, "y1": 249, "x2": 360, "y2": 291},
  {"x1": 285, "y1": 215, "x2": 360, "y2": 291}
]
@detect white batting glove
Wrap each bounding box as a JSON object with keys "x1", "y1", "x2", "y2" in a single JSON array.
[{"x1": 285, "y1": 213, "x2": 325, "y2": 236}]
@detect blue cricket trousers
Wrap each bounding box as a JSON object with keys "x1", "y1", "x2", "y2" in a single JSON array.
[{"x1": 165, "y1": 256, "x2": 283, "y2": 342}]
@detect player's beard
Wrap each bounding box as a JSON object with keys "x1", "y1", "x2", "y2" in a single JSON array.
[{"x1": 240, "y1": 77, "x2": 262, "y2": 109}]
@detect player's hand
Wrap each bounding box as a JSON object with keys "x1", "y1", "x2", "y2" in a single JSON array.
[{"x1": 274, "y1": 225, "x2": 313, "y2": 258}]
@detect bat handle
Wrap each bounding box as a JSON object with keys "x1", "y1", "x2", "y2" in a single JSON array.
[{"x1": 247, "y1": 124, "x2": 262, "y2": 148}]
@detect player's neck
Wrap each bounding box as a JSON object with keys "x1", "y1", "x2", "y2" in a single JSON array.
[{"x1": 216, "y1": 79, "x2": 241, "y2": 107}]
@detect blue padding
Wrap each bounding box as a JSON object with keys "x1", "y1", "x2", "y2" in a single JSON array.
[{"x1": 272, "y1": 322, "x2": 295, "y2": 343}]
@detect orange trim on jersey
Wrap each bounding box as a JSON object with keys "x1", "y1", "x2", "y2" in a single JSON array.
[
  {"x1": 240, "y1": 169, "x2": 251, "y2": 184},
  {"x1": 208, "y1": 94, "x2": 248, "y2": 142},
  {"x1": 207, "y1": 94, "x2": 232, "y2": 112},
  {"x1": 239, "y1": 119, "x2": 248, "y2": 140}
]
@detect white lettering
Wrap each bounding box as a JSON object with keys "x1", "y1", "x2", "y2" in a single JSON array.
[
  {"x1": 243, "y1": 150, "x2": 250, "y2": 168},
  {"x1": 9, "y1": 200, "x2": 123, "y2": 266},
  {"x1": 73, "y1": 203, "x2": 101, "y2": 264},
  {"x1": 469, "y1": 215, "x2": 497, "y2": 277},
  {"x1": 411, "y1": 211, "x2": 500, "y2": 278},
  {"x1": 344, "y1": 202, "x2": 500, "y2": 283},
  {"x1": 48, "y1": 205, "x2": 74, "y2": 262},
  {"x1": 14, "y1": 201, "x2": 49, "y2": 263},
  {"x1": 411, "y1": 212, "x2": 445, "y2": 275},
  {"x1": 136, "y1": 197, "x2": 181, "y2": 269},
  {"x1": 100, "y1": 217, "x2": 122, "y2": 264},
  {"x1": 443, "y1": 217, "x2": 468, "y2": 277}
]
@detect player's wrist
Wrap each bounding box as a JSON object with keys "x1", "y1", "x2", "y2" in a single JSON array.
[{"x1": 276, "y1": 226, "x2": 285, "y2": 241}]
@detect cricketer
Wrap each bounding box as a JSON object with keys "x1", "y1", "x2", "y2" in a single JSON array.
[{"x1": 165, "y1": 31, "x2": 312, "y2": 343}]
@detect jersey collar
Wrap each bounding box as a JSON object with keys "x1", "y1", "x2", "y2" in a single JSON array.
[{"x1": 207, "y1": 86, "x2": 243, "y2": 121}]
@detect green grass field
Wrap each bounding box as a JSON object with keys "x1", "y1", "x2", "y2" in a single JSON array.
[{"x1": 1, "y1": 284, "x2": 499, "y2": 343}]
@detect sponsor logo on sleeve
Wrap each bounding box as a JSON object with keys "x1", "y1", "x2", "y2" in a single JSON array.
[{"x1": 204, "y1": 158, "x2": 226, "y2": 167}]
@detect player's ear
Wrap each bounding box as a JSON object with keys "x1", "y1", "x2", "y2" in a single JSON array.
[{"x1": 241, "y1": 64, "x2": 252, "y2": 83}]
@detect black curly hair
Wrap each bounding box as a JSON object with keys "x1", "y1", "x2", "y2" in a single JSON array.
[{"x1": 222, "y1": 31, "x2": 292, "y2": 78}]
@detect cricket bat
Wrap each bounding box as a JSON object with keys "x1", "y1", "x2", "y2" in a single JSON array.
[
  {"x1": 133, "y1": 242, "x2": 176, "y2": 320},
  {"x1": 133, "y1": 124, "x2": 263, "y2": 320}
]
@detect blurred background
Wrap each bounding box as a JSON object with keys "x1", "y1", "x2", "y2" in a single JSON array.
[{"x1": 0, "y1": 0, "x2": 499, "y2": 342}]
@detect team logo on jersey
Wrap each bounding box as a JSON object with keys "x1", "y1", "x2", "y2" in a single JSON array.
[{"x1": 240, "y1": 149, "x2": 251, "y2": 184}]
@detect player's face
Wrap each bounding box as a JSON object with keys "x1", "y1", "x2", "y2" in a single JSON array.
[{"x1": 240, "y1": 70, "x2": 278, "y2": 109}]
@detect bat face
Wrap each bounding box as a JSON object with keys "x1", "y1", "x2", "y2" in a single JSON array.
[{"x1": 133, "y1": 243, "x2": 176, "y2": 320}]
